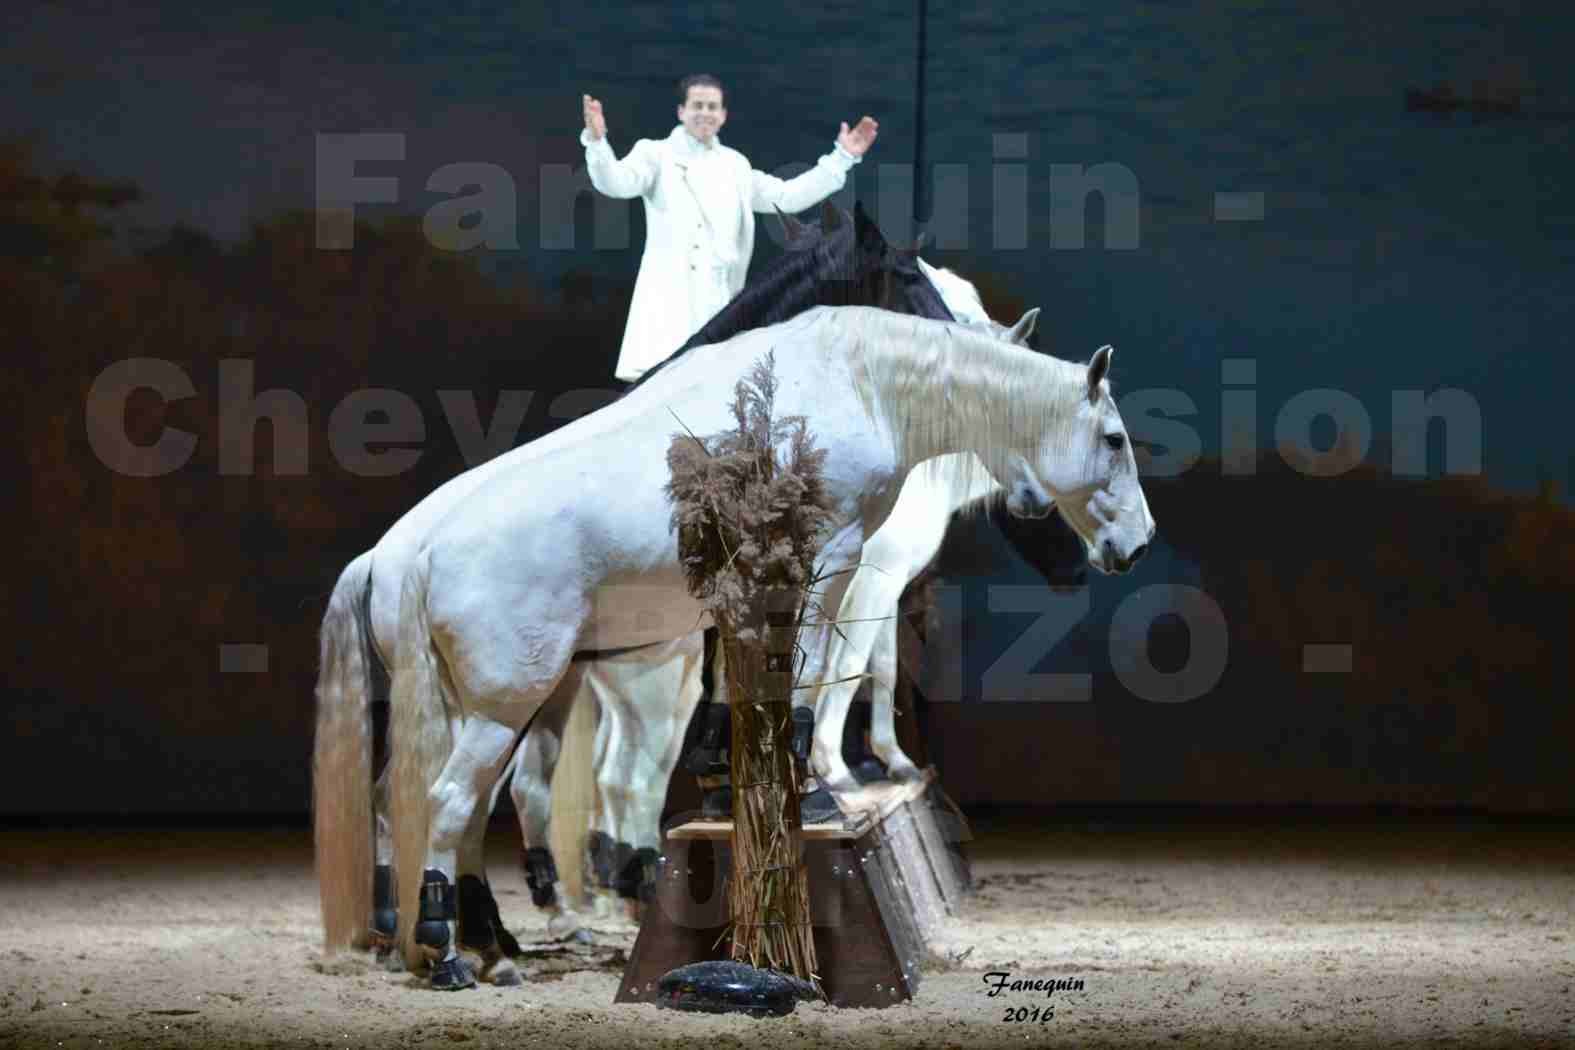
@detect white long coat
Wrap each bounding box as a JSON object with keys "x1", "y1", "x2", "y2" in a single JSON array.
[{"x1": 581, "y1": 124, "x2": 860, "y2": 381}]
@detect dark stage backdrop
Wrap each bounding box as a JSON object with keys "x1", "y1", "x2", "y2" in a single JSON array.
[{"x1": 2, "y1": 1, "x2": 1572, "y2": 814}]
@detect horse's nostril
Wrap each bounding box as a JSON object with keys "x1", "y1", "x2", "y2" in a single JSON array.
[{"x1": 1130, "y1": 544, "x2": 1148, "y2": 564}]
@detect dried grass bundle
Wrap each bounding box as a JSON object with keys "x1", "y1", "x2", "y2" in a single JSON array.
[{"x1": 665, "y1": 351, "x2": 834, "y2": 986}]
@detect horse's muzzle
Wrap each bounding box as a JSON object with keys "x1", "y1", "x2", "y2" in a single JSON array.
[{"x1": 1102, "y1": 540, "x2": 1148, "y2": 574}]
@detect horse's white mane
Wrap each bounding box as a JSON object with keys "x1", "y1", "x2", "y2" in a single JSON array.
[{"x1": 811, "y1": 305, "x2": 1095, "y2": 512}]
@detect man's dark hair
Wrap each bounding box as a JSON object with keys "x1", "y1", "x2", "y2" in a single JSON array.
[{"x1": 678, "y1": 74, "x2": 726, "y2": 107}]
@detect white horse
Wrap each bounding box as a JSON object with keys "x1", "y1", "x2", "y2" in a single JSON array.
[
  {"x1": 330, "y1": 255, "x2": 1008, "y2": 967},
  {"x1": 333, "y1": 261, "x2": 1069, "y2": 974},
  {"x1": 473, "y1": 286, "x2": 1028, "y2": 934},
  {"x1": 312, "y1": 204, "x2": 965, "y2": 962},
  {"x1": 387, "y1": 305, "x2": 1156, "y2": 986},
  {"x1": 377, "y1": 294, "x2": 1081, "y2": 984},
  {"x1": 420, "y1": 268, "x2": 1035, "y2": 946}
]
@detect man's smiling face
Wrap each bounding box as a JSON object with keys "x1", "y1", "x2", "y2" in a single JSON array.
[{"x1": 677, "y1": 84, "x2": 726, "y2": 143}]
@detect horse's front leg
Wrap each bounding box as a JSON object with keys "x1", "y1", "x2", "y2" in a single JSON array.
[
  {"x1": 586, "y1": 693, "x2": 627, "y2": 922},
  {"x1": 807, "y1": 561, "x2": 898, "y2": 799},
  {"x1": 605, "y1": 634, "x2": 705, "y2": 921},
  {"x1": 865, "y1": 604, "x2": 924, "y2": 784},
  {"x1": 794, "y1": 523, "x2": 866, "y2": 801},
  {"x1": 509, "y1": 686, "x2": 588, "y2": 941},
  {"x1": 516, "y1": 683, "x2": 595, "y2": 944},
  {"x1": 587, "y1": 686, "x2": 614, "y2": 898},
  {"x1": 416, "y1": 717, "x2": 519, "y2": 990}
]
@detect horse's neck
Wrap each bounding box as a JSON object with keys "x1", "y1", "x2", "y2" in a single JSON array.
[
  {"x1": 676, "y1": 253, "x2": 821, "y2": 354},
  {"x1": 866, "y1": 453, "x2": 999, "y2": 565},
  {"x1": 908, "y1": 453, "x2": 1001, "y2": 509},
  {"x1": 843, "y1": 308, "x2": 1071, "y2": 471}
]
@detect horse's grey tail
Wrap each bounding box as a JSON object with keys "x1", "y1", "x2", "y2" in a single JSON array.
[{"x1": 312, "y1": 551, "x2": 377, "y2": 956}]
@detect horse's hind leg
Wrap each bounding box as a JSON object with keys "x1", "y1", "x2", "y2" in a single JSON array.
[
  {"x1": 368, "y1": 767, "x2": 403, "y2": 967},
  {"x1": 408, "y1": 716, "x2": 519, "y2": 990}
]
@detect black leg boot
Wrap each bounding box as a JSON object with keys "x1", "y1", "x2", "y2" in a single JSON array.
[
  {"x1": 846, "y1": 695, "x2": 889, "y2": 785},
  {"x1": 414, "y1": 870, "x2": 475, "y2": 990},
  {"x1": 682, "y1": 627, "x2": 732, "y2": 818}
]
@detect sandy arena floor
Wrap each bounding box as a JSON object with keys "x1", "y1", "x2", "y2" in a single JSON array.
[{"x1": 1, "y1": 812, "x2": 1571, "y2": 1049}]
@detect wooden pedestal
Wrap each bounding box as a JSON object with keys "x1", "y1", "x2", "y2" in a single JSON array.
[
  {"x1": 615, "y1": 766, "x2": 975, "y2": 1010},
  {"x1": 613, "y1": 819, "x2": 923, "y2": 1009}
]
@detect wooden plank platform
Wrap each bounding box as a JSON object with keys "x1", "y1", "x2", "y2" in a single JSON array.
[
  {"x1": 837, "y1": 767, "x2": 936, "y2": 835},
  {"x1": 834, "y1": 768, "x2": 975, "y2": 921},
  {"x1": 666, "y1": 820, "x2": 858, "y2": 841}
]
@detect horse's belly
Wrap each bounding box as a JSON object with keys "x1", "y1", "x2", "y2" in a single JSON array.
[{"x1": 578, "y1": 575, "x2": 711, "y2": 650}]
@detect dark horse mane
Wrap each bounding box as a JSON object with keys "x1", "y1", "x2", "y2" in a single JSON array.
[{"x1": 622, "y1": 200, "x2": 954, "y2": 394}]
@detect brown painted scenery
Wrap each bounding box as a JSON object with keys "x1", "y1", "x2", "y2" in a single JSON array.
[{"x1": 3, "y1": 138, "x2": 1572, "y2": 816}]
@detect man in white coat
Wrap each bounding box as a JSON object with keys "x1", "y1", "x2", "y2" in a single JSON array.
[{"x1": 581, "y1": 74, "x2": 879, "y2": 383}]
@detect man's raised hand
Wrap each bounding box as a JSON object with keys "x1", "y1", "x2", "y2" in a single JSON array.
[
  {"x1": 583, "y1": 94, "x2": 607, "y2": 141},
  {"x1": 837, "y1": 116, "x2": 879, "y2": 157}
]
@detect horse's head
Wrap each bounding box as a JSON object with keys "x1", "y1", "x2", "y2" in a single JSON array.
[
  {"x1": 912, "y1": 264, "x2": 1149, "y2": 572},
  {"x1": 913, "y1": 261, "x2": 1057, "y2": 520},
  {"x1": 1004, "y1": 345, "x2": 1155, "y2": 575},
  {"x1": 856, "y1": 202, "x2": 956, "y2": 323},
  {"x1": 970, "y1": 310, "x2": 1063, "y2": 522},
  {"x1": 800, "y1": 201, "x2": 955, "y2": 323}
]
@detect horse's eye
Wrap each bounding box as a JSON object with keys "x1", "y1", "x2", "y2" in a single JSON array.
[{"x1": 1104, "y1": 433, "x2": 1126, "y2": 452}]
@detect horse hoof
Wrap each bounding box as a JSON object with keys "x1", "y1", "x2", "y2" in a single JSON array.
[
  {"x1": 555, "y1": 925, "x2": 594, "y2": 946},
  {"x1": 486, "y1": 959, "x2": 523, "y2": 987},
  {"x1": 494, "y1": 925, "x2": 524, "y2": 960},
  {"x1": 800, "y1": 788, "x2": 841, "y2": 825},
  {"x1": 547, "y1": 913, "x2": 589, "y2": 943},
  {"x1": 373, "y1": 942, "x2": 403, "y2": 971},
  {"x1": 700, "y1": 785, "x2": 733, "y2": 820},
  {"x1": 429, "y1": 956, "x2": 477, "y2": 991},
  {"x1": 850, "y1": 758, "x2": 890, "y2": 785}
]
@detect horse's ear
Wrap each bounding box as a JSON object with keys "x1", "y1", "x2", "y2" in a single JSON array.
[
  {"x1": 1087, "y1": 344, "x2": 1113, "y2": 401},
  {"x1": 774, "y1": 205, "x2": 806, "y2": 245},
  {"x1": 1005, "y1": 307, "x2": 1040, "y2": 346},
  {"x1": 852, "y1": 201, "x2": 892, "y2": 262},
  {"x1": 852, "y1": 200, "x2": 881, "y2": 241},
  {"x1": 821, "y1": 199, "x2": 843, "y2": 232}
]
